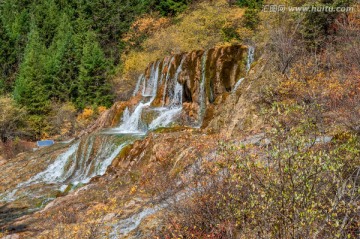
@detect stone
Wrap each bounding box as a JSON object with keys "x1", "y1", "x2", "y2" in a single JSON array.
[
  {"x1": 0, "y1": 155, "x2": 6, "y2": 166},
  {"x1": 103, "y1": 213, "x2": 117, "y2": 222},
  {"x1": 1, "y1": 234, "x2": 20, "y2": 239}
]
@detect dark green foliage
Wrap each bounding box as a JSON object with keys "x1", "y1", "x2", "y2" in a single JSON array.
[
  {"x1": 1, "y1": 0, "x2": 193, "y2": 111},
  {"x1": 45, "y1": 13, "x2": 77, "y2": 102},
  {"x1": 300, "y1": 0, "x2": 354, "y2": 48},
  {"x1": 0, "y1": 1, "x2": 30, "y2": 94},
  {"x1": 243, "y1": 9, "x2": 260, "y2": 30},
  {"x1": 236, "y1": 0, "x2": 263, "y2": 9},
  {"x1": 13, "y1": 24, "x2": 50, "y2": 115},
  {"x1": 0, "y1": 0, "x2": 193, "y2": 138},
  {"x1": 235, "y1": 0, "x2": 262, "y2": 30},
  {"x1": 153, "y1": 0, "x2": 191, "y2": 16},
  {"x1": 31, "y1": 0, "x2": 61, "y2": 47},
  {"x1": 76, "y1": 32, "x2": 114, "y2": 109},
  {"x1": 221, "y1": 26, "x2": 240, "y2": 42}
]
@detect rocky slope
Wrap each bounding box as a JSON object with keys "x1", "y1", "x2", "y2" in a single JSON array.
[{"x1": 0, "y1": 44, "x2": 263, "y2": 238}]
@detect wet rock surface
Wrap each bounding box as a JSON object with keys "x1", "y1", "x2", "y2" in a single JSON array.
[{"x1": 0, "y1": 45, "x2": 262, "y2": 238}]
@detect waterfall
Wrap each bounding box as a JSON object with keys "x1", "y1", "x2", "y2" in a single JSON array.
[
  {"x1": 159, "y1": 57, "x2": 170, "y2": 85},
  {"x1": 31, "y1": 142, "x2": 79, "y2": 184},
  {"x1": 197, "y1": 52, "x2": 207, "y2": 127},
  {"x1": 116, "y1": 61, "x2": 162, "y2": 134},
  {"x1": 233, "y1": 46, "x2": 255, "y2": 93},
  {"x1": 0, "y1": 135, "x2": 134, "y2": 203},
  {"x1": 148, "y1": 108, "x2": 182, "y2": 129},
  {"x1": 162, "y1": 57, "x2": 175, "y2": 106},
  {"x1": 0, "y1": 143, "x2": 79, "y2": 202},
  {"x1": 122, "y1": 107, "x2": 130, "y2": 123},
  {"x1": 148, "y1": 80, "x2": 183, "y2": 130},
  {"x1": 117, "y1": 55, "x2": 187, "y2": 133},
  {"x1": 148, "y1": 56, "x2": 186, "y2": 130},
  {"x1": 116, "y1": 102, "x2": 150, "y2": 134},
  {"x1": 165, "y1": 56, "x2": 185, "y2": 108},
  {"x1": 246, "y1": 46, "x2": 255, "y2": 73},
  {"x1": 232, "y1": 78, "x2": 244, "y2": 92},
  {"x1": 1, "y1": 45, "x2": 254, "y2": 218},
  {"x1": 133, "y1": 74, "x2": 145, "y2": 96},
  {"x1": 162, "y1": 57, "x2": 178, "y2": 107}
]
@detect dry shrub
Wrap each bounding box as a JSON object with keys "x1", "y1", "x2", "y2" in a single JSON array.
[
  {"x1": 155, "y1": 105, "x2": 360, "y2": 238},
  {"x1": 120, "y1": 0, "x2": 245, "y2": 78}
]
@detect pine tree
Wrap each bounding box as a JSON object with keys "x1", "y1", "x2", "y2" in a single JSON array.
[
  {"x1": 76, "y1": 31, "x2": 114, "y2": 109},
  {"x1": 0, "y1": 1, "x2": 30, "y2": 93},
  {"x1": 31, "y1": 0, "x2": 61, "y2": 47},
  {"x1": 13, "y1": 23, "x2": 50, "y2": 115},
  {"x1": 151, "y1": 0, "x2": 191, "y2": 16},
  {"x1": 45, "y1": 13, "x2": 77, "y2": 102},
  {"x1": 0, "y1": 23, "x2": 9, "y2": 94}
]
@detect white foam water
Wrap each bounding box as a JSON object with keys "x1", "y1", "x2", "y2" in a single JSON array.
[
  {"x1": 162, "y1": 56, "x2": 175, "y2": 106},
  {"x1": 233, "y1": 78, "x2": 244, "y2": 92},
  {"x1": 149, "y1": 107, "x2": 182, "y2": 130},
  {"x1": 197, "y1": 52, "x2": 207, "y2": 127},
  {"x1": 133, "y1": 74, "x2": 145, "y2": 96},
  {"x1": 232, "y1": 46, "x2": 255, "y2": 93},
  {"x1": 1, "y1": 139, "x2": 128, "y2": 202},
  {"x1": 246, "y1": 46, "x2": 255, "y2": 73}
]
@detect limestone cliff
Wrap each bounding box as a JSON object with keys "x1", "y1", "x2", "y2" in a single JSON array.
[{"x1": 0, "y1": 44, "x2": 264, "y2": 238}]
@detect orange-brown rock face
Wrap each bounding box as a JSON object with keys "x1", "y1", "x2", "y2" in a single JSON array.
[
  {"x1": 147, "y1": 45, "x2": 246, "y2": 118},
  {"x1": 93, "y1": 45, "x2": 247, "y2": 131}
]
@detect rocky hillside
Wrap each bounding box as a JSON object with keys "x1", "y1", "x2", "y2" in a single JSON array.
[
  {"x1": 1, "y1": 1, "x2": 359, "y2": 238},
  {"x1": 0, "y1": 44, "x2": 263, "y2": 238}
]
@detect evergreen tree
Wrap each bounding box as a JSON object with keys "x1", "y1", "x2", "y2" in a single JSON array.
[
  {"x1": 0, "y1": 22, "x2": 10, "y2": 94},
  {"x1": 45, "y1": 13, "x2": 77, "y2": 102},
  {"x1": 76, "y1": 31, "x2": 114, "y2": 109},
  {"x1": 31, "y1": 0, "x2": 61, "y2": 47},
  {"x1": 13, "y1": 24, "x2": 50, "y2": 115},
  {"x1": 236, "y1": 0, "x2": 263, "y2": 9},
  {"x1": 0, "y1": 1, "x2": 30, "y2": 93},
  {"x1": 154, "y1": 0, "x2": 191, "y2": 16}
]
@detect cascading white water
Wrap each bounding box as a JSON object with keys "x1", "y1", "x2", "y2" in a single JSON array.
[
  {"x1": 116, "y1": 61, "x2": 162, "y2": 134},
  {"x1": 162, "y1": 57, "x2": 175, "y2": 106},
  {"x1": 122, "y1": 107, "x2": 130, "y2": 123},
  {"x1": 133, "y1": 74, "x2": 145, "y2": 96},
  {"x1": 232, "y1": 78, "x2": 244, "y2": 92},
  {"x1": 1, "y1": 46, "x2": 254, "y2": 222},
  {"x1": 164, "y1": 56, "x2": 186, "y2": 106},
  {"x1": 30, "y1": 142, "x2": 79, "y2": 184},
  {"x1": 143, "y1": 61, "x2": 160, "y2": 97},
  {"x1": 197, "y1": 52, "x2": 207, "y2": 127},
  {"x1": 1, "y1": 136, "x2": 130, "y2": 203},
  {"x1": 246, "y1": 46, "x2": 255, "y2": 73},
  {"x1": 159, "y1": 57, "x2": 170, "y2": 85},
  {"x1": 117, "y1": 56, "x2": 187, "y2": 133},
  {"x1": 148, "y1": 56, "x2": 186, "y2": 130},
  {"x1": 171, "y1": 82, "x2": 183, "y2": 107},
  {"x1": 149, "y1": 107, "x2": 182, "y2": 130},
  {"x1": 233, "y1": 46, "x2": 255, "y2": 93},
  {"x1": 116, "y1": 102, "x2": 150, "y2": 134}
]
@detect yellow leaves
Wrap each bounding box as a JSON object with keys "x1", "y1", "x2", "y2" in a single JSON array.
[
  {"x1": 77, "y1": 107, "x2": 94, "y2": 121},
  {"x1": 130, "y1": 185, "x2": 137, "y2": 194},
  {"x1": 124, "y1": 15, "x2": 170, "y2": 46},
  {"x1": 132, "y1": 16, "x2": 170, "y2": 34},
  {"x1": 121, "y1": 0, "x2": 247, "y2": 77},
  {"x1": 97, "y1": 106, "x2": 107, "y2": 114},
  {"x1": 76, "y1": 107, "x2": 100, "y2": 129},
  {"x1": 60, "y1": 121, "x2": 72, "y2": 136}
]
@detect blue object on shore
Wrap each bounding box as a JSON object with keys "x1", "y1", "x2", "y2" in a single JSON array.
[{"x1": 37, "y1": 140, "x2": 55, "y2": 147}]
